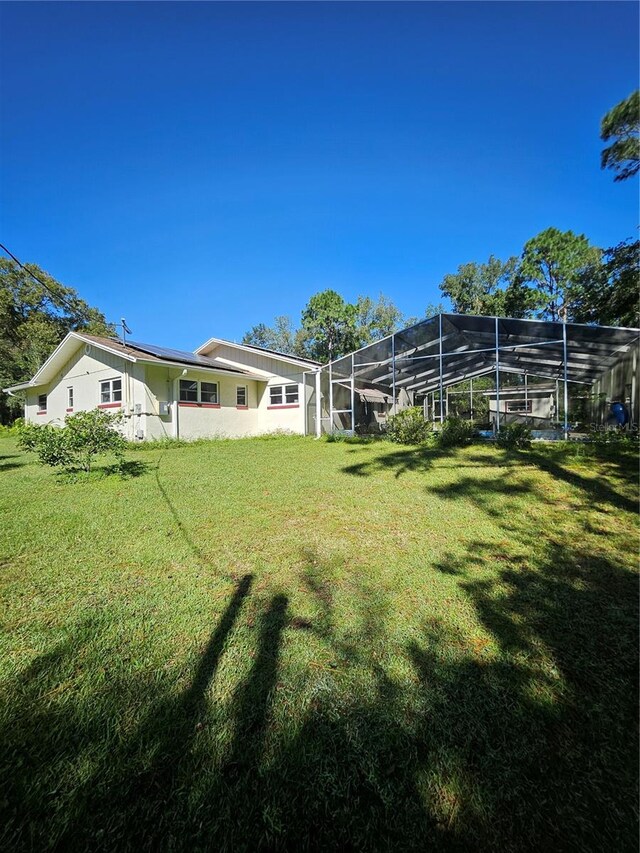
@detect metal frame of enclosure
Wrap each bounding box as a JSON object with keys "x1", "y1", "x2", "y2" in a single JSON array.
[{"x1": 305, "y1": 314, "x2": 639, "y2": 439}]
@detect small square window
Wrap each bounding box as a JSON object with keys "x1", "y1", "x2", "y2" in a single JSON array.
[
  {"x1": 201, "y1": 382, "x2": 219, "y2": 404},
  {"x1": 112, "y1": 378, "x2": 122, "y2": 402},
  {"x1": 269, "y1": 386, "x2": 283, "y2": 405},
  {"x1": 67, "y1": 387, "x2": 74, "y2": 409},
  {"x1": 100, "y1": 381, "x2": 111, "y2": 404},
  {"x1": 179, "y1": 379, "x2": 198, "y2": 402},
  {"x1": 236, "y1": 386, "x2": 247, "y2": 406},
  {"x1": 38, "y1": 394, "x2": 47, "y2": 412}
]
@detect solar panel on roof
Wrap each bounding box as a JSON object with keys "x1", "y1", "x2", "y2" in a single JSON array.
[{"x1": 126, "y1": 341, "x2": 237, "y2": 370}]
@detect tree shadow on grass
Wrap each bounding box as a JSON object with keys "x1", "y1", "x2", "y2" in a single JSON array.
[{"x1": 1, "y1": 497, "x2": 637, "y2": 850}]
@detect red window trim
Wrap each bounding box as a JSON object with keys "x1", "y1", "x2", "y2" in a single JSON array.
[
  {"x1": 66, "y1": 407, "x2": 74, "y2": 413},
  {"x1": 236, "y1": 405, "x2": 249, "y2": 410},
  {"x1": 178, "y1": 402, "x2": 221, "y2": 408},
  {"x1": 267, "y1": 404, "x2": 299, "y2": 410},
  {"x1": 36, "y1": 410, "x2": 47, "y2": 415},
  {"x1": 98, "y1": 402, "x2": 122, "y2": 409}
]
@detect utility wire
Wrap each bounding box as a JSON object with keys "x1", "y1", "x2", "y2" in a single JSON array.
[{"x1": 0, "y1": 241, "x2": 85, "y2": 316}]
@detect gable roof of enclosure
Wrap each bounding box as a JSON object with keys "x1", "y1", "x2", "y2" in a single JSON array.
[{"x1": 326, "y1": 314, "x2": 639, "y2": 394}]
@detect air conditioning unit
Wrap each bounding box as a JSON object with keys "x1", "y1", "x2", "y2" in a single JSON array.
[{"x1": 158, "y1": 401, "x2": 170, "y2": 416}]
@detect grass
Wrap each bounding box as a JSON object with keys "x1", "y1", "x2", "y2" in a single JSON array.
[{"x1": 0, "y1": 434, "x2": 638, "y2": 852}]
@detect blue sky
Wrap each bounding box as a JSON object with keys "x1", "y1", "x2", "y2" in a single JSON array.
[{"x1": 1, "y1": 2, "x2": 637, "y2": 349}]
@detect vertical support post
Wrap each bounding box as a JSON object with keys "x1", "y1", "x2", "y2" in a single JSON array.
[
  {"x1": 328, "y1": 359, "x2": 334, "y2": 434},
  {"x1": 562, "y1": 321, "x2": 569, "y2": 439},
  {"x1": 432, "y1": 391, "x2": 436, "y2": 424},
  {"x1": 446, "y1": 387, "x2": 449, "y2": 419},
  {"x1": 315, "y1": 369, "x2": 322, "y2": 438},
  {"x1": 494, "y1": 316, "x2": 500, "y2": 434},
  {"x1": 555, "y1": 379, "x2": 559, "y2": 427},
  {"x1": 469, "y1": 377, "x2": 473, "y2": 421},
  {"x1": 350, "y1": 353, "x2": 355, "y2": 435},
  {"x1": 438, "y1": 314, "x2": 444, "y2": 424},
  {"x1": 391, "y1": 334, "x2": 397, "y2": 416},
  {"x1": 524, "y1": 372, "x2": 528, "y2": 425}
]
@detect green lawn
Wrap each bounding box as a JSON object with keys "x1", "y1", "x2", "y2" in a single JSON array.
[{"x1": 0, "y1": 434, "x2": 638, "y2": 851}]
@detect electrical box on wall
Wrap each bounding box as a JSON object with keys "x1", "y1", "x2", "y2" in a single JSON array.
[
  {"x1": 134, "y1": 403, "x2": 142, "y2": 415},
  {"x1": 136, "y1": 429, "x2": 144, "y2": 441},
  {"x1": 158, "y1": 401, "x2": 170, "y2": 416}
]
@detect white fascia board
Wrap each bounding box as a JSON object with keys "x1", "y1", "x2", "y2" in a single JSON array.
[
  {"x1": 194, "y1": 336, "x2": 319, "y2": 370},
  {"x1": 2, "y1": 381, "x2": 32, "y2": 393}
]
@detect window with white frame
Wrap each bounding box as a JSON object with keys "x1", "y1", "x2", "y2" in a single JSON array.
[
  {"x1": 269, "y1": 384, "x2": 298, "y2": 406},
  {"x1": 67, "y1": 387, "x2": 74, "y2": 409},
  {"x1": 200, "y1": 382, "x2": 219, "y2": 404},
  {"x1": 38, "y1": 393, "x2": 47, "y2": 412},
  {"x1": 236, "y1": 385, "x2": 247, "y2": 406},
  {"x1": 100, "y1": 377, "x2": 122, "y2": 404},
  {"x1": 179, "y1": 379, "x2": 219, "y2": 404}
]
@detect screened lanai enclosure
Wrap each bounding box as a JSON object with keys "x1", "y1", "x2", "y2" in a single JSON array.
[{"x1": 303, "y1": 314, "x2": 639, "y2": 439}]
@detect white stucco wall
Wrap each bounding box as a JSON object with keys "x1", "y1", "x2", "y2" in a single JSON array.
[
  {"x1": 201, "y1": 343, "x2": 312, "y2": 435},
  {"x1": 23, "y1": 344, "x2": 137, "y2": 439}
]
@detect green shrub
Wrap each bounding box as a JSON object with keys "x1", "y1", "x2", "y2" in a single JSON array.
[
  {"x1": 17, "y1": 409, "x2": 126, "y2": 473},
  {"x1": 588, "y1": 426, "x2": 639, "y2": 447},
  {"x1": 496, "y1": 423, "x2": 533, "y2": 450},
  {"x1": 436, "y1": 416, "x2": 476, "y2": 448},
  {"x1": 387, "y1": 407, "x2": 433, "y2": 445}
]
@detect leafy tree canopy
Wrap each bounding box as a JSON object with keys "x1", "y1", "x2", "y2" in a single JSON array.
[
  {"x1": 600, "y1": 90, "x2": 640, "y2": 182},
  {"x1": 519, "y1": 228, "x2": 602, "y2": 321},
  {"x1": 570, "y1": 238, "x2": 639, "y2": 328},
  {"x1": 300, "y1": 289, "x2": 360, "y2": 362},
  {"x1": 355, "y1": 294, "x2": 405, "y2": 345},
  {"x1": 242, "y1": 292, "x2": 408, "y2": 363},
  {"x1": 1, "y1": 258, "x2": 113, "y2": 423},
  {"x1": 242, "y1": 315, "x2": 300, "y2": 355},
  {"x1": 439, "y1": 255, "x2": 537, "y2": 318}
]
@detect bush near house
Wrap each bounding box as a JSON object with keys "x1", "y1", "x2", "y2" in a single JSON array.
[
  {"x1": 17, "y1": 408, "x2": 126, "y2": 473},
  {"x1": 436, "y1": 415, "x2": 476, "y2": 448},
  {"x1": 496, "y1": 423, "x2": 533, "y2": 449},
  {"x1": 387, "y1": 406, "x2": 433, "y2": 444}
]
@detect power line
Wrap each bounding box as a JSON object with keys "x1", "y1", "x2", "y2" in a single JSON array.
[{"x1": 0, "y1": 241, "x2": 82, "y2": 315}]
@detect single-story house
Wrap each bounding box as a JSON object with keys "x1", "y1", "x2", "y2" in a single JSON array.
[{"x1": 4, "y1": 333, "x2": 320, "y2": 441}]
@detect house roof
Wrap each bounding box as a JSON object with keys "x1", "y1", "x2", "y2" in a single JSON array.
[
  {"x1": 195, "y1": 336, "x2": 321, "y2": 368},
  {"x1": 3, "y1": 332, "x2": 265, "y2": 393}
]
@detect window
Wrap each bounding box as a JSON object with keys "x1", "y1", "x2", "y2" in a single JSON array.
[
  {"x1": 37, "y1": 394, "x2": 47, "y2": 412},
  {"x1": 506, "y1": 399, "x2": 532, "y2": 413},
  {"x1": 179, "y1": 379, "x2": 219, "y2": 405},
  {"x1": 179, "y1": 379, "x2": 198, "y2": 402},
  {"x1": 200, "y1": 382, "x2": 219, "y2": 404},
  {"x1": 269, "y1": 384, "x2": 299, "y2": 406},
  {"x1": 67, "y1": 387, "x2": 74, "y2": 409},
  {"x1": 285, "y1": 384, "x2": 299, "y2": 404},
  {"x1": 236, "y1": 385, "x2": 247, "y2": 406},
  {"x1": 100, "y1": 378, "x2": 122, "y2": 404},
  {"x1": 269, "y1": 386, "x2": 283, "y2": 406}
]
